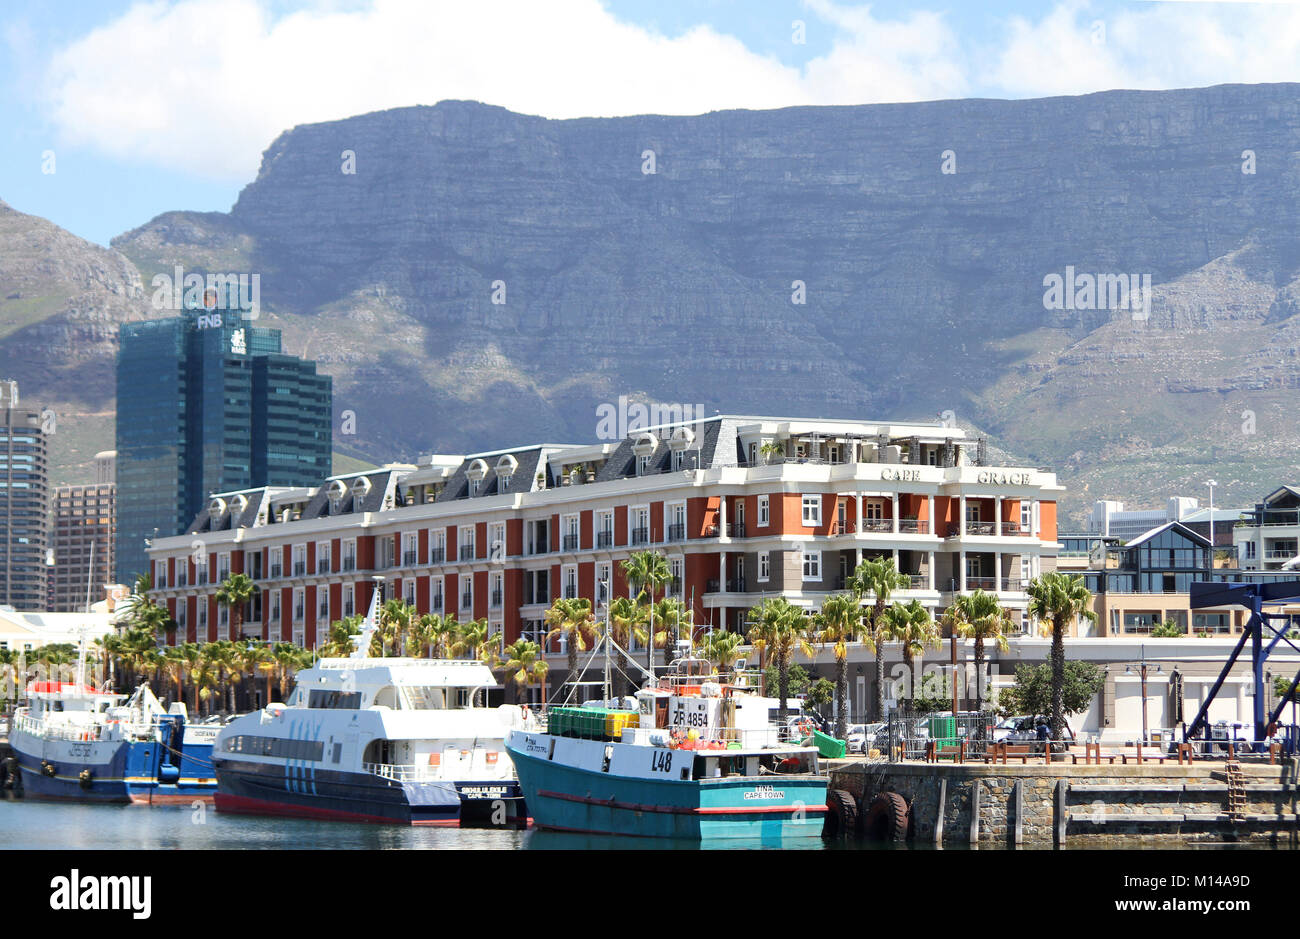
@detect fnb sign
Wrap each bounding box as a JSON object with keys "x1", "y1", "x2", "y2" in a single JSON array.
[{"x1": 196, "y1": 313, "x2": 224, "y2": 329}]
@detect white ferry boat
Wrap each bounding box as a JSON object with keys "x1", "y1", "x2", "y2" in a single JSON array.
[{"x1": 212, "y1": 653, "x2": 533, "y2": 826}]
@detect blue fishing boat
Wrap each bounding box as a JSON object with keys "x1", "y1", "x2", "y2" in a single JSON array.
[
  {"x1": 506, "y1": 655, "x2": 829, "y2": 841},
  {"x1": 9, "y1": 681, "x2": 224, "y2": 804}
]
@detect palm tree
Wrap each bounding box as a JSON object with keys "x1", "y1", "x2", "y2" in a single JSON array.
[
  {"x1": 848, "y1": 556, "x2": 911, "y2": 720},
  {"x1": 318, "y1": 617, "x2": 363, "y2": 658},
  {"x1": 946, "y1": 589, "x2": 1013, "y2": 713},
  {"x1": 759, "y1": 440, "x2": 784, "y2": 464},
  {"x1": 882, "y1": 599, "x2": 939, "y2": 708},
  {"x1": 747, "y1": 597, "x2": 815, "y2": 725},
  {"x1": 651, "y1": 597, "x2": 692, "y2": 663},
  {"x1": 604, "y1": 596, "x2": 643, "y2": 698},
  {"x1": 178, "y1": 642, "x2": 204, "y2": 714},
  {"x1": 194, "y1": 645, "x2": 222, "y2": 717},
  {"x1": 1026, "y1": 571, "x2": 1097, "y2": 741},
  {"x1": 0, "y1": 647, "x2": 22, "y2": 712},
  {"x1": 380, "y1": 599, "x2": 416, "y2": 657},
  {"x1": 215, "y1": 574, "x2": 256, "y2": 642},
  {"x1": 267, "y1": 642, "x2": 305, "y2": 703},
  {"x1": 495, "y1": 639, "x2": 549, "y2": 705},
  {"x1": 451, "y1": 619, "x2": 492, "y2": 661},
  {"x1": 160, "y1": 646, "x2": 186, "y2": 706},
  {"x1": 816, "y1": 593, "x2": 861, "y2": 739},
  {"x1": 621, "y1": 550, "x2": 672, "y2": 671},
  {"x1": 545, "y1": 597, "x2": 596, "y2": 695},
  {"x1": 699, "y1": 629, "x2": 742, "y2": 680},
  {"x1": 420, "y1": 613, "x2": 461, "y2": 659}
]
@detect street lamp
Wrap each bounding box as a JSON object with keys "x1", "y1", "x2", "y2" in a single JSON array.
[
  {"x1": 1126, "y1": 644, "x2": 1163, "y2": 746},
  {"x1": 1207, "y1": 479, "x2": 1218, "y2": 572}
]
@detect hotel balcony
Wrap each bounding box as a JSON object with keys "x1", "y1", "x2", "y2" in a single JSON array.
[
  {"x1": 429, "y1": 547, "x2": 445, "y2": 564},
  {"x1": 403, "y1": 550, "x2": 418, "y2": 566},
  {"x1": 703, "y1": 522, "x2": 745, "y2": 538},
  {"x1": 666, "y1": 523, "x2": 686, "y2": 543},
  {"x1": 563, "y1": 534, "x2": 579, "y2": 551},
  {"x1": 317, "y1": 560, "x2": 330, "y2": 574},
  {"x1": 597, "y1": 531, "x2": 614, "y2": 548},
  {"x1": 269, "y1": 564, "x2": 282, "y2": 579},
  {"x1": 630, "y1": 527, "x2": 649, "y2": 546},
  {"x1": 293, "y1": 561, "x2": 306, "y2": 577},
  {"x1": 490, "y1": 589, "x2": 503, "y2": 608},
  {"x1": 459, "y1": 545, "x2": 475, "y2": 561}
]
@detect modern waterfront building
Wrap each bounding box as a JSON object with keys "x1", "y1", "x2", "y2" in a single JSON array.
[
  {"x1": 1087, "y1": 496, "x2": 1207, "y2": 541},
  {"x1": 115, "y1": 304, "x2": 332, "y2": 585},
  {"x1": 1234, "y1": 486, "x2": 1300, "y2": 571},
  {"x1": 147, "y1": 415, "x2": 1065, "y2": 659},
  {"x1": 0, "y1": 380, "x2": 49, "y2": 610},
  {"x1": 49, "y1": 451, "x2": 116, "y2": 612},
  {"x1": 0, "y1": 608, "x2": 117, "y2": 655}
]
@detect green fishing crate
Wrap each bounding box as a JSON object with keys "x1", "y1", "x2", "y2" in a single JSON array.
[{"x1": 811, "y1": 729, "x2": 847, "y2": 759}]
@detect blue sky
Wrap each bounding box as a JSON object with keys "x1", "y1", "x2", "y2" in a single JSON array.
[{"x1": 4, "y1": 0, "x2": 1299, "y2": 246}]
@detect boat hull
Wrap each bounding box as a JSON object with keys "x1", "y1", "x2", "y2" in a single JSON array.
[
  {"x1": 10, "y1": 726, "x2": 218, "y2": 804},
  {"x1": 506, "y1": 739, "x2": 827, "y2": 841},
  {"x1": 213, "y1": 758, "x2": 525, "y2": 826}
]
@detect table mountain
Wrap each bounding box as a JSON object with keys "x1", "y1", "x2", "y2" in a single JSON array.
[{"x1": 13, "y1": 83, "x2": 1300, "y2": 519}]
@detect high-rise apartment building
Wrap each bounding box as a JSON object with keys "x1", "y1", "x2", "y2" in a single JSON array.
[
  {"x1": 0, "y1": 380, "x2": 50, "y2": 609},
  {"x1": 115, "y1": 301, "x2": 332, "y2": 584},
  {"x1": 50, "y1": 450, "x2": 116, "y2": 611}
]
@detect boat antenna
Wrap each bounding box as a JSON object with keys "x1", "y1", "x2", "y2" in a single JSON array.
[
  {"x1": 350, "y1": 579, "x2": 383, "y2": 658},
  {"x1": 603, "y1": 579, "x2": 611, "y2": 703}
]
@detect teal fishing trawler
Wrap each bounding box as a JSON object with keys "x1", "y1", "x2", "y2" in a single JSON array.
[{"x1": 505, "y1": 652, "x2": 828, "y2": 841}]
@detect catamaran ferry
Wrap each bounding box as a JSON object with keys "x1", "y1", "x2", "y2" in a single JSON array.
[
  {"x1": 9, "y1": 681, "x2": 223, "y2": 803},
  {"x1": 506, "y1": 656, "x2": 829, "y2": 840},
  {"x1": 212, "y1": 656, "x2": 532, "y2": 825}
]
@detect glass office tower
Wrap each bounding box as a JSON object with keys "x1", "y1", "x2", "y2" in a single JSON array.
[
  {"x1": 0, "y1": 381, "x2": 50, "y2": 609},
  {"x1": 115, "y1": 304, "x2": 332, "y2": 583}
]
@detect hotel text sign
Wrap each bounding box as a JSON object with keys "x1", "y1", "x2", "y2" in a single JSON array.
[
  {"x1": 975, "y1": 471, "x2": 1033, "y2": 486},
  {"x1": 880, "y1": 468, "x2": 924, "y2": 481}
]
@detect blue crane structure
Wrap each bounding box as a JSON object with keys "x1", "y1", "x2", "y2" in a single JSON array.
[{"x1": 1186, "y1": 580, "x2": 1300, "y2": 752}]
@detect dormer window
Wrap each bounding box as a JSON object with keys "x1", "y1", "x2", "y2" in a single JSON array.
[
  {"x1": 496, "y1": 455, "x2": 517, "y2": 493},
  {"x1": 633, "y1": 432, "x2": 657, "y2": 477},
  {"x1": 208, "y1": 498, "x2": 226, "y2": 526},
  {"x1": 328, "y1": 479, "x2": 347, "y2": 514},
  {"x1": 467, "y1": 459, "x2": 488, "y2": 496},
  {"x1": 351, "y1": 476, "x2": 371, "y2": 508}
]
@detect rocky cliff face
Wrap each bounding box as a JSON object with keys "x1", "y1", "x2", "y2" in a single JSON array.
[
  {"x1": 0, "y1": 199, "x2": 153, "y2": 482},
  {"x1": 14, "y1": 84, "x2": 1300, "y2": 515}
]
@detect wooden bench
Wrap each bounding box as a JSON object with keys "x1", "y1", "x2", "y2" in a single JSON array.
[
  {"x1": 1074, "y1": 741, "x2": 1117, "y2": 765},
  {"x1": 985, "y1": 742, "x2": 1042, "y2": 764},
  {"x1": 925, "y1": 741, "x2": 967, "y2": 763}
]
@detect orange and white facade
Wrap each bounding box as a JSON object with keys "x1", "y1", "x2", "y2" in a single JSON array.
[{"x1": 146, "y1": 416, "x2": 1062, "y2": 652}]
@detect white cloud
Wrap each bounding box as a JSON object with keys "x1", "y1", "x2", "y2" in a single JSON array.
[
  {"x1": 43, "y1": 0, "x2": 967, "y2": 179},
  {"x1": 41, "y1": 0, "x2": 1300, "y2": 181}
]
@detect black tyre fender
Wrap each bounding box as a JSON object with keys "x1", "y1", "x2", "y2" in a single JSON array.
[
  {"x1": 78, "y1": 768, "x2": 94, "y2": 789},
  {"x1": 822, "y1": 788, "x2": 859, "y2": 838},
  {"x1": 861, "y1": 791, "x2": 911, "y2": 842}
]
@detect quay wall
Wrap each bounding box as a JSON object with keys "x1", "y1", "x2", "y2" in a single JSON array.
[{"x1": 829, "y1": 759, "x2": 1300, "y2": 846}]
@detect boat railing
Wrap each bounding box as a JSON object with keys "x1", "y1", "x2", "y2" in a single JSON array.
[
  {"x1": 12, "y1": 708, "x2": 162, "y2": 742},
  {"x1": 362, "y1": 762, "x2": 439, "y2": 782}
]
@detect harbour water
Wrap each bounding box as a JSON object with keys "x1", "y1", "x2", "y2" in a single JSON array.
[{"x1": 0, "y1": 794, "x2": 836, "y2": 850}]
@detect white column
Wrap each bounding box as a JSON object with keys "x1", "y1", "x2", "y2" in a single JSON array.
[
  {"x1": 960, "y1": 550, "x2": 967, "y2": 592},
  {"x1": 719, "y1": 496, "x2": 728, "y2": 537},
  {"x1": 856, "y1": 492, "x2": 863, "y2": 534},
  {"x1": 720, "y1": 551, "x2": 727, "y2": 593},
  {"x1": 892, "y1": 548, "x2": 899, "y2": 572},
  {"x1": 995, "y1": 496, "x2": 1003, "y2": 536},
  {"x1": 959, "y1": 495, "x2": 967, "y2": 537},
  {"x1": 995, "y1": 552, "x2": 1002, "y2": 592},
  {"x1": 891, "y1": 493, "x2": 900, "y2": 534},
  {"x1": 927, "y1": 551, "x2": 935, "y2": 590},
  {"x1": 927, "y1": 495, "x2": 935, "y2": 536}
]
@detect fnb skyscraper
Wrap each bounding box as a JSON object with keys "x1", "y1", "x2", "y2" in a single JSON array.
[{"x1": 115, "y1": 300, "x2": 332, "y2": 584}]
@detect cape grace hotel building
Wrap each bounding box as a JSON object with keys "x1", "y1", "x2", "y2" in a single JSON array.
[{"x1": 148, "y1": 415, "x2": 1063, "y2": 686}]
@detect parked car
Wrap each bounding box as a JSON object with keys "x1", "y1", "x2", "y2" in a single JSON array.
[
  {"x1": 1003, "y1": 715, "x2": 1075, "y2": 750},
  {"x1": 845, "y1": 722, "x2": 885, "y2": 754}
]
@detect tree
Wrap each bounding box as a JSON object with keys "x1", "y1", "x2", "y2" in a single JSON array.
[
  {"x1": 604, "y1": 596, "x2": 644, "y2": 698},
  {"x1": 215, "y1": 574, "x2": 256, "y2": 642},
  {"x1": 178, "y1": 642, "x2": 204, "y2": 714},
  {"x1": 411, "y1": 612, "x2": 458, "y2": 658},
  {"x1": 621, "y1": 550, "x2": 672, "y2": 671},
  {"x1": 763, "y1": 662, "x2": 813, "y2": 698},
  {"x1": 806, "y1": 678, "x2": 835, "y2": 717},
  {"x1": 815, "y1": 593, "x2": 860, "y2": 738},
  {"x1": 699, "y1": 630, "x2": 742, "y2": 679},
  {"x1": 946, "y1": 589, "x2": 1013, "y2": 713},
  {"x1": 495, "y1": 639, "x2": 549, "y2": 705},
  {"x1": 545, "y1": 597, "x2": 596, "y2": 693},
  {"x1": 1026, "y1": 571, "x2": 1097, "y2": 741},
  {"x1": 882, "y1": 599, "x2": 939, "y2": 709},
  {"x1": 848, "y1": 556, "x2": 911, "y2": 720},
  {"x1": 747, "y1": 597, "x2": 815, "y2": 724},
  {"x1": 651, "y1": 597, "x2": 692, "y2": 663},
  {"x1": 1001, "y1": 661, "x2": 1105, "y2": 720},
  {"x1": 759, "y1": 440, "x2": 784, "y2": 464},
  {"x1": 1151, "y1": 619, "x2": 1184, "y2": 638},
  {"x1": 317, "y1": 617, "x2": 363, "y2": 658}
]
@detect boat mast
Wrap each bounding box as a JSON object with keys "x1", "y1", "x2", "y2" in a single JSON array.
[{"x1": 603, "y1": 578, "x2": 611, "y2": 703}]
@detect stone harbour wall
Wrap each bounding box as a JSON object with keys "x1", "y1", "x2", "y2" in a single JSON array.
[{"x1": 829, "y1": 759, "x2": 1300, "y2": 846}]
